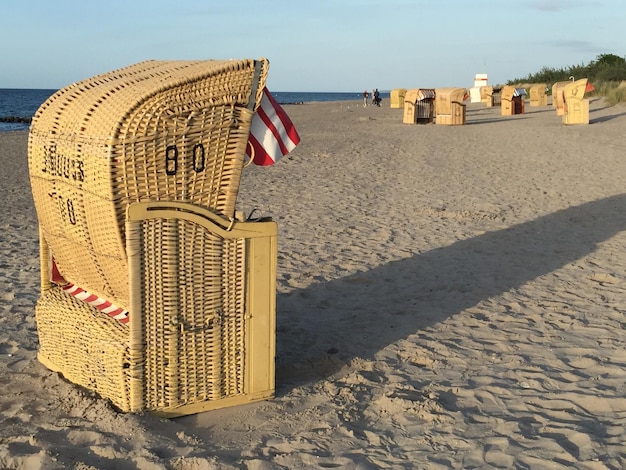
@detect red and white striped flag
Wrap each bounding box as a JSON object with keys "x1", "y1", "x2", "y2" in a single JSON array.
[{"x1": 246, "y1": 88, "x2": 300, "y2": 166}]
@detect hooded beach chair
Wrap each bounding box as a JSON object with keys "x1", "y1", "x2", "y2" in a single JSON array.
[
  {"x1": 529, "y1": 83, "x2": 548, "y2": 107},
  {"x1": 552, "y1": 81, "x2": 570, "y2": 116},
  {"x1": 390, "y1": 88, "x2": 407, "y2": 108},
  {"x1": 434, "y1": 88, "x2": 466, "y2": 125},
  {"x1": 28, "y1": 58, "x2": 278, "y2": 417},
  {"x1": 562, "y1": 78, "x2": 593, "y2": 125},
  {"x1": 500, "y1": 86, "x2": 526, "y2": 116},
  {"x1": 480, "y1": 86, "x2": 494, "y2": 107},
  {"x1": 403, "y1": 89, "x2": 436, "y2": 124}
]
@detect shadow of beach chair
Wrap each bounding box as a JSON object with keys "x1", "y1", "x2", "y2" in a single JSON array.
[{"x1": 28, "y1": 58, "x2": 278, "y2": 417}]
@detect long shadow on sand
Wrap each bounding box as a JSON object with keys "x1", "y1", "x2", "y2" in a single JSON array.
[
  {"x1": 274, "y1": 193, "x2": 626, "y2": 390},
  {"x1": 467, "y1": 116, "x2": 530, "y2": 125},
  {"x1": 591, "y1": 111, "x2": 626, "y2": 123}
]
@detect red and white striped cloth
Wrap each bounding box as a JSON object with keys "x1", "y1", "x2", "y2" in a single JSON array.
[
  {"x1": 62, "y1": 283, "x2": 129, "y2": 324},
  {"x1": 246, "y1": 88, "x2": 300, "y2": 166},
  {"x1": 51, "y1": 258, "x2": 129, "y2": 324}
]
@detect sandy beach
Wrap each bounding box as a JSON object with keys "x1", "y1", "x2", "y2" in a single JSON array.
[{"x1": 2, "y1": 97, "x2": 626, "y2": 469}]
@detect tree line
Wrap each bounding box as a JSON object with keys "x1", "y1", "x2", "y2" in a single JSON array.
[
  {"x1": 508, "y1": 53, "x2": 626, "y2": 85},
  {"x1": 507, "y1": 53, "x2": 626, "y2": 104}
]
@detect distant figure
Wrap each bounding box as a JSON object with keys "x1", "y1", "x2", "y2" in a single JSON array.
[
  {"x1": 363, "y1": 90, "x2": 369, "y2": 107},
  {"x1": 373, "y1": 88, "x2": 381, "y2": 107}
]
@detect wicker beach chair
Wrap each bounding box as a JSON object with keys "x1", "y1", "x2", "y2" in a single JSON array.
[
  {"x1": 562, "y1": 78, "x2": 592, "y2": 125},
  {"x1": 390, "y1": 88, "x2": 407, "y2": 109},
  {"x1": 529, "y1": 83, "x2": 548, "y2": 107},
  {"x1": 552, "y1": 81, "x2": 570, "y2": 116},
  {"x1": 480, "y1": 86, "x2": 494, "y2": 107},
  {"x1": 28, "y1": 58, "x2": 278, "y2": 416},
  {"x1": 500, "y1": 86, "x2": 526, "y2": 116},
  {"x1": 434, "y1": 88, "x2": 466, "y2": 125},
  {"x1": 403, "y1": 89, "x2": 435, "y2": 124}
]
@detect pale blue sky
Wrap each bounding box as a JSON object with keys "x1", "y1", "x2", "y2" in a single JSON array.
[{"x1": 1, "y1": 0, "x2": 624, "y2": 91}]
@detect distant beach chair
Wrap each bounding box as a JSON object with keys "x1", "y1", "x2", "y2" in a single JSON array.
[
  {"x1": 501, "y1": 86, "x2": 526, "y2": 116},
  {"x1": 529, "y1": 83, "x2": 548, "y2": 107},
  {"x1": 403, "y1": 88, "x2": 436, "y2": 124},
  {"x1": 480, "y1": 86, "x2": 494, "y2": 107},
  {"x1": 28, "y1": 58, "x2": 278, "y2": 416},
  {"x1": 434, "y1": 88, "x2": 467, "y2": 125},
  {"x1": 562, "y1": 78, "x2": 594, "y2": 125},
  {"x1": 552, "y1": 81, "x2": 570, "y2": 116},
  {"x1": 390, "y1": 88, "x2": 407, "y2": 108}
]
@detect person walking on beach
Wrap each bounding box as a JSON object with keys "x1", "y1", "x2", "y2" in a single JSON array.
[
  {"x1": 373, "y1": 88, "x2": 381, "y2": 107},
  {"x1": 363, "y1": 90, "x2": 369, "y2": 107}
]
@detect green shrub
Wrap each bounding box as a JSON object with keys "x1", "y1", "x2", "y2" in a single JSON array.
[
  {"x1": 595, "y1": 81, "x2": 626, "y2": 105},
  {"x1": 507, "y1": 53, "x2": 626, "y2": 104}
]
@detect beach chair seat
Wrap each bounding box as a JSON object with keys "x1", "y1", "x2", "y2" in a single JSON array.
[{"x1": 491, "y1": 86, "x2": 503, "y2": 106}]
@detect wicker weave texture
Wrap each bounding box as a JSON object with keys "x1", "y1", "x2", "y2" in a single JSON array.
[
  {"x1": 138, "y1": 217, "x2": 247, "y2": 409},
  {"x1": 500, "y1": 86, "x2": 524, "y2": 116},
  {"x1": 36, "y1": 202, "x2": 278, "y2": 415},
  {"x1": 36, "y1": 286, "x2": 132, "y2": 410},
  {"x1": 28, "y1": 59, "x2": 268, "y2": 306}
]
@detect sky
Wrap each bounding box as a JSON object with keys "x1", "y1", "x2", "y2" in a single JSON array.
[{"x1": 1, "y1": 0, "x2": 625, "y2": 92}]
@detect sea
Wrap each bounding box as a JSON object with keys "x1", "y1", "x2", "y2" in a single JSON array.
[{"x1": 0, "y1": 89, "x2": 389, "y2": 133}]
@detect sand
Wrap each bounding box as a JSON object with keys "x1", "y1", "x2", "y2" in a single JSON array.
[{"x1": 1, "y1": 98, "x2": 626, "y2": 469}]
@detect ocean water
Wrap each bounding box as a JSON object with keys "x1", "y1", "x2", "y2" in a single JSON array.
[
  {"x1": 0, "y1": 88, "x2": 57, "y2": 132},
  {"x1": 0, "y1": 89, "x2": 389, "y2": 133},
  {"x1": 270, "y1": 91, "x2": 379, "y2": 104}
]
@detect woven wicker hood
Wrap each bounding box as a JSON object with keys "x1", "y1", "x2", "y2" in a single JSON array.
[{"x1": 28, "y1": 58, "x2": 269, "y2": 305}]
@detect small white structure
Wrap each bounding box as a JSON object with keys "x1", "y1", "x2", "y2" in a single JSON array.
[
  {"x1": 473, "y1": 73, "x2": 488, "y2": 87},
  {"x1": 470, "y1": 73, "x2": 488, "y2": 103}
]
